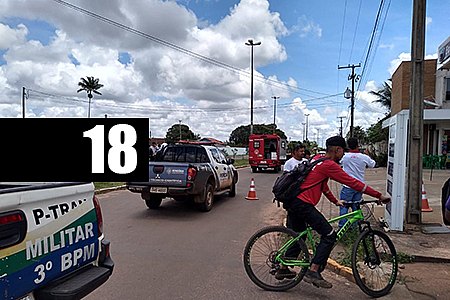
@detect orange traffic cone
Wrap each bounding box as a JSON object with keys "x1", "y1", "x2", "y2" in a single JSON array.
[
  {"x1": 245, "y1": 178, "x2": 259, "y2": 201},
  {"x1": 421, "y1": 183, "x2": 433, "y2": 212}
]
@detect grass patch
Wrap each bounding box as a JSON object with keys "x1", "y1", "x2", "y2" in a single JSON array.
[
  {"x1": 233, "y1": 159, "x2": 249, "y2": 168},
  {"x1": 397, "y1": 251, "x2": 414, "y2": 263},
  {"x1": 94, "y1": 182, "x2": 124, "y2": 190}
]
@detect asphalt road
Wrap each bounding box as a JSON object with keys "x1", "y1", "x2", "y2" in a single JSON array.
[{"x1": 86, "y1": 168, "x2": 367, "y2": 300}]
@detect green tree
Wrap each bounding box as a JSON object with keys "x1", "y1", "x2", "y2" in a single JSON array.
[
  {"x1": 165, "y1": 123, "x2": 199, "y2": 143},
  {"x1": 346, "y1": 126, "x2": 367, "y2": 144},
  {"x1": 77, "y1": 76, "x2": 103, "y2": 118},
  {"x1": 370, "y1": 79, "x2": 391, "y2": 113},
  {"x1": 229, "y1": 124, "x2": 287, "y2": 146},
  {"x1": 366, "y1": 117, "x2": 389, "y2": 144}
]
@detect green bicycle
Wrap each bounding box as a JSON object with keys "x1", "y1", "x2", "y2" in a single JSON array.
[{"x1": 243, "y1": 200, "x2": 398, "y2": 298}]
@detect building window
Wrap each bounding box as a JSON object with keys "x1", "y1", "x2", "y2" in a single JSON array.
[{"x1": 446, "y1": 77, "x2": 450, "y2": 101}]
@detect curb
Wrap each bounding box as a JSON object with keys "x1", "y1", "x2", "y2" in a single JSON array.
[
  {"x1": 409, "y1": 255, "x2": 450, "y2": 263},
  {"x1": 327, "y1": 258, "x2": 355, "y2": 283},
  {"x1": 95, "y1": 185, "x2": 127, "y2": 195}
]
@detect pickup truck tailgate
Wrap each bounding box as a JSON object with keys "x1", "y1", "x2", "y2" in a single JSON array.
[{"x1": 148, "y1": 163, "x2": 190, "y2": 187}]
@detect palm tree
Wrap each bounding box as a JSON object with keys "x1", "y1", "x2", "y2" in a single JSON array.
[
  {"x1": 77, "y1": 76, "x2": 104, "y2": 118},
  {"x1": 370, "y1": 78, "x2": 391, "y2": 113}
]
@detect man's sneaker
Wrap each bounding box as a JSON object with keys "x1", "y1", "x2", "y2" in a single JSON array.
[
  {"x1": 304, "y1": 270, "x2": 333, "y2": 288},
  {"x1": 275, "y1": 268, "x2": 297, "y2": 280}
]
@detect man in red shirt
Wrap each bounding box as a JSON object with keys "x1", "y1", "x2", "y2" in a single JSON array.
[{"x1": 275, "y1": 136, "x2": 390, "y2": 289}]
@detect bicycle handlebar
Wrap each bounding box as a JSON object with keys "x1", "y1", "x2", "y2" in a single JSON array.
[{"x1": 342, "y1": 199, "x2": 390, "y2": 207}]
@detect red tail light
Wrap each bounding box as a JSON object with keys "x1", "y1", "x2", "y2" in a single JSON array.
[
  {"x1": 0, "y1": 212, "x2": 24, "y2": 225},
  {"x1": 187, "y1": 167, "x2": 197, "y2": 188},
  {"x1": 187, "y1": 167, "x2": 197, "y2": 181},
  {"x1": 93, "y1": 195, "x2": 103, "y2": 236}
]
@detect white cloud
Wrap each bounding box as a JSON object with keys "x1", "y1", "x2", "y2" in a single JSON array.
[
  {"x1": 291, "y1": 16, "x2": 322, "y2": 38},
  {"x1": 389, "y1": 52, "x2": 439, "y2": 75},
  {"x1": 0, "y1": 0, "x2": 293, "y2": 140},
  {"x1": 379, "y1": 43, "x2": 394, "y2": 50},
  {"x1": 0, "y1": 23, "x2": 28, "y2": 49}
]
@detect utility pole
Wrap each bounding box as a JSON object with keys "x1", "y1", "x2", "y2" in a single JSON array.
[
  {"x1": 22, "y1": 86, "x2": 27, "y2": 118},
  {"x1": 304, "y1": 114, "x2": 310, "y2": 141},
  {"x1": 179, "y1": 120, "x2": 182, "y2": 141},
  {"x1": 337, "y1": 116, "x2": 346, "y2": 137},
  {"x1": 245, "y1": 39, "x2": 261, "y2": 135},
  {"x1": 302, "y1": 122, "x2": 306, "y2": 141},
  {"x1": 272, "y1": 96, "x2": 279, "y2": 133},
  {"x1": 406, "y1": 0, "x2": 426, "y2": 225},
  {"x1": 338, "y1": 64, "x2": 361, "y2": 137}
]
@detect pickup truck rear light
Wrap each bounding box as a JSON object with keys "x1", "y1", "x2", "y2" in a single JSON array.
[
  {"x1": 187, "y1": 167, "x2": 197, "y2": 188},
  {"x1": 0, "y1": 212, "x2": 24, "y2": 224},
  {"x1": 93, "y1": 196, "x2": 103, "y2": 236},
  {"x1": 0, "y1": 210, "x2": 27, "y2": 249}
]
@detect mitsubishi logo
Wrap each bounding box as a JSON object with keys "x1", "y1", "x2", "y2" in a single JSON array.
[{"x1": 155, "y1": 173, "x2": 161, "y2": 179}]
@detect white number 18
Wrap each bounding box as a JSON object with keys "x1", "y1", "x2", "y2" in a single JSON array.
[{"x1": 83, "y1": 124, "x2": 137, "y2": 174}]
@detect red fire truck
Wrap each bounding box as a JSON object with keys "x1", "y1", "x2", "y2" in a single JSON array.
[{"x1": 248, "y1": 134, "x2": 287, "y2": 173}]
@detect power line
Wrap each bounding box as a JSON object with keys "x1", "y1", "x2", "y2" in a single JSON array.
[
  {"x1": 349, "y1": 0, "x2": 363, "y2": 62},
  {"x1": 357, "y1": 0, "x2": 389, "y2": 92},
  {"x1": 357, "y1": 0, "x2": 391, "y2": 92},
  {"x1": 51, "y1": 0, "x2": 333, "y2": 99},
  {"x1": 27, "y1": 88, "x2": 343, "y2": 114}
]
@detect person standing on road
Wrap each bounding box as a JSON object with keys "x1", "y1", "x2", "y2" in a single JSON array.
[
  {"x1": 283, "y1": 143, "x2": 306, "y2": 172},
  {"x1": 338, "y1": 137, "x2": 376, "y2": 228},
  {"x1": 282, "y1": 143, "x2": 307, "y2": 242},
  {"x1": 275, "y1": 136, "x2": 390, "y2": 290}
]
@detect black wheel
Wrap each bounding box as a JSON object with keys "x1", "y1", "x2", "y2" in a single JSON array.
[
  {"x1": 243, "y1": 226, "x2": 310, "y2": 291},
  {"x1": 196, "y1": 183, "x2": 214, "y2": 212},
  {"x1": 228, "y1": 181, "x2": 236, "y2": 197},
  {"x1": 251, "y1": 167, "x2": 257, "y2": 173},
  {"x1": 142, "y1": 193, "x2": 163, "y2": 209},
  {"x1": 351, "y1": 229, "x2": 398, "y2": 297}
]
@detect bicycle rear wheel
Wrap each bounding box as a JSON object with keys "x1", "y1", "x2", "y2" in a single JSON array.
[
  {"x1": 243, "y1": 226, "x2": 310, "y2": 291},
  {"x1": 351, "y1": 229, "x2": 398, "y2": 297}
]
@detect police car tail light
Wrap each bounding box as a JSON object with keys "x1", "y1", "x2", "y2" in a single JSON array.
[
  {"x1": 187, "y1": 167, "x2": 197, "y2": 187},
  {"x1": 0, "y1": 210, "x2": 27, "y2": 249},
  {"x1": 93, "y1": 196, "x2": 103, "y2": 236},
  {"x1": 0, "y1": 211, "x2": 24, "y2": 224}
]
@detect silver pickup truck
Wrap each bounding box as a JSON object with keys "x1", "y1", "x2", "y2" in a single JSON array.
[
  {"x1": 127, "y1": 144, "x2": 238, "y2": 211},
  {"x1": 0, "y1": 182, "x2": 114, "y2": 300}
]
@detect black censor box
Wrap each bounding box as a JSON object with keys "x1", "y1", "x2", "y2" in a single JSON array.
[{"x1": 0, "y1": 118, "x2": 149, "y2": 182}]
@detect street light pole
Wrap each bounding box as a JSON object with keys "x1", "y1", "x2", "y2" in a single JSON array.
[
  {"x1": 304, "y1": 113, "x2": 310, "y2": 141},
  {"x1": 179, "y1": 119, "x2": 182, "y2": 141},
  {"x1": 272, "y1": 96, "x2": 279, "y2": 132},
  {"x1": 245, "y1": 39, "x2": 261, "y2": 135},
  {"x1": 302, "y1": 122, "x2": 306, "y2": 141}
]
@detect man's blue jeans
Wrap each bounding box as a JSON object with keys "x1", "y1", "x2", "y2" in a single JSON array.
[{"x1": 339, "y1": 186, "x2": 362, "y2": 228}]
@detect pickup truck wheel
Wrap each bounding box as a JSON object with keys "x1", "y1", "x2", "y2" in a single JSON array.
[
  {"x1": 197, "y1": 183, "x2": 214, "y2": 212},
  {"x1": 251, "y1": 167, "x2": 257, "y2": 173},
  {"x1": 229, "y1": 181, "x2": 236, "y2": 197}
]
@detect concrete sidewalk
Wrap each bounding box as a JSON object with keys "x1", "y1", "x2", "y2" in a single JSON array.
[
  {"x1": 315, "y1": 168, "x2": 450, "y2": 299},
  {"x1": 318, "y1": 167, "x2": 450, "y2": 262}
]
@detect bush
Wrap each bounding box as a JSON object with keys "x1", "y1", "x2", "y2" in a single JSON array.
[{"x1": 375, "y1": 153, "x2": 388, "y2": 167}]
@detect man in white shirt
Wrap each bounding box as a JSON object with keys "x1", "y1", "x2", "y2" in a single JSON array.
[
  {"x1": 338, "y1": 137, "x2": 376, "y2": 228},
  {"x1": 283, "y1": 143, "x2": 306, "y2": 172}
]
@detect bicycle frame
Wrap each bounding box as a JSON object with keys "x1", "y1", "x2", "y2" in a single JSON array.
[{"x1": 275, "y1": 208, "x2": 366, "y2": 267}]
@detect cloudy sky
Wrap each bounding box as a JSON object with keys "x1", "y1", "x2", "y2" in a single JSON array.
[{"x1": 1, "y1": 0, "x2": 449, "y2": 145}]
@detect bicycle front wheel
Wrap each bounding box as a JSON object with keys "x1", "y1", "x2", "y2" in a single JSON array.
[
  {"x1": 243, "y1": 226, "x2": 310, "y2": 292},
  {"x1": 351, "y1": 229, "x2": 398, "y2": 297}
]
